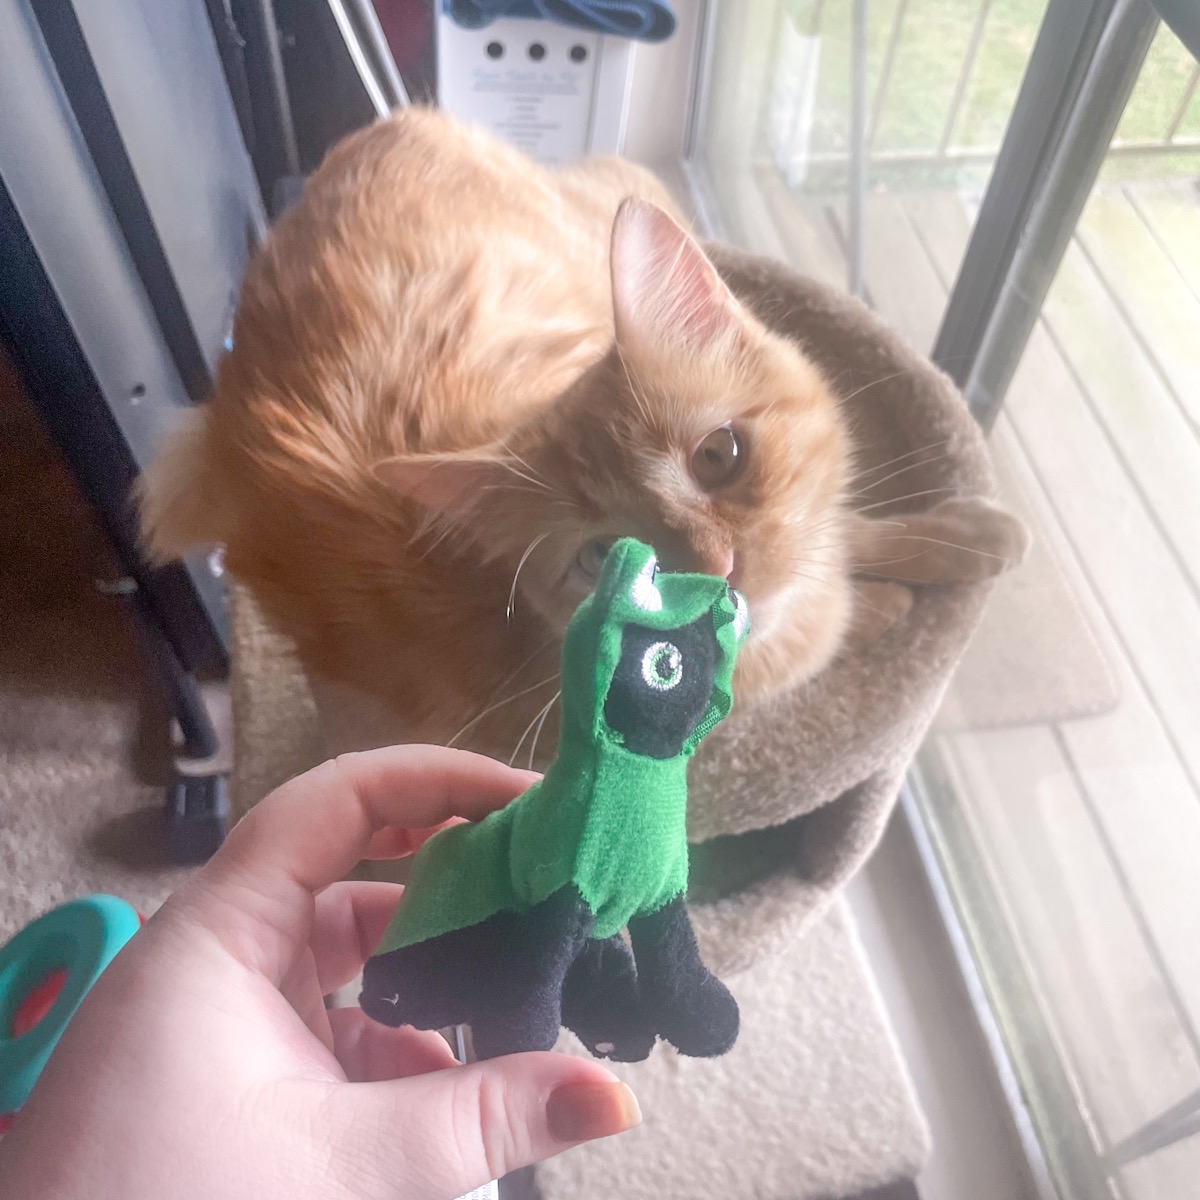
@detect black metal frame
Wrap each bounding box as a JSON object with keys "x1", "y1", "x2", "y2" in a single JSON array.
[
  {"x1": 929, "y1": 0, "x2": 1122, "y2": 398},
  {"x1": 0, "y1": 0, "x2": 271, "y2": 860},
  {"x1": 937, "y1": 0, "x2": 1159, "y2": 429}
]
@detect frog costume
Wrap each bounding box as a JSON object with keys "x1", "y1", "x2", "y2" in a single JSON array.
[{"x1": 360, "y1": 538, "x2": 749, "y2": 1060}]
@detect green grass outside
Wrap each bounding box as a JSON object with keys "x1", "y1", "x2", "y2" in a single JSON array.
[{"x1": 771, "y1": 0, "x2": 1199, "y2": 189}]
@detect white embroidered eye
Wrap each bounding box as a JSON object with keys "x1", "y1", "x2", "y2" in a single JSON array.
[
  {"x1": 732, "y1": 589, "x2": 750, "y2": 640},
  {"x1": 630, "y1": 555, "x2": 662, "y2": 611},
  {"x1": 642, "y1": 641, "x2": 683, "y2": 691}
]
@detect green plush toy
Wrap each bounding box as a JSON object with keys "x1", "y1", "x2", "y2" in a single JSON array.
[{"x1": 360, "y1": 538, "x2": 749, "y2": 1060}]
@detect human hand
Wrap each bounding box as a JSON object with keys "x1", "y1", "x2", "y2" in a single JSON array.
[{"x1": 0, "y1": 746, "x2": 641, "y2": 1200}]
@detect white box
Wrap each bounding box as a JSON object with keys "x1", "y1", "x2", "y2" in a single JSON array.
[{"x1": 436, "y1": 13, "x2": 633, "y2": 164}]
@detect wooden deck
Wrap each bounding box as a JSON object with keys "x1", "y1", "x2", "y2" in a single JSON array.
[{"x1": 761, "y1": 174, "x2": 1200, "y2": 1198}]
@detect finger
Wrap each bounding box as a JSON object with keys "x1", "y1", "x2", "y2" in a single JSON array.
[
  {"x1": 280, "y1": 946, "x2": 336, "y2": 1052},
  {"x1": 363, "y1": 817, "x2": 466, "y2": 861},
  {"x1": 310, "y1": 881, "x2": 405, "y2": 995},
  {"x1": 177, "y1": 747, "x2": 537, "y2": 977},
  {"x1": 327, "y1": 1007, "x2": 457, "y2": 1081},
  {"x1": 322, "y1": 1052, "x2": 641, "y2": 1199},
  {"x1": 221, "y1": 747, "x2": 539, "y2": 893}
]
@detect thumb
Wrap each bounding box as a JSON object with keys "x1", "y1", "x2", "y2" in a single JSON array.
[{"x1": 323, "y1": 1051, "x2": 641, "y2": 1199}]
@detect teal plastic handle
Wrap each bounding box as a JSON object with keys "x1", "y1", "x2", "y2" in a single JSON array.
[{"x1": 0, "y1": 895, "x2": 142, "y2": 1115}]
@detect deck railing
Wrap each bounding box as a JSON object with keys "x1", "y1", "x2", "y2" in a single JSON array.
[{"x1": 780, "y1": 0, "x2": 1200, "y2": 171}]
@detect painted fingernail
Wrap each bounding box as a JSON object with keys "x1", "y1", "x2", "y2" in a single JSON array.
[{"x1": 547, "y1": 1080, "x2": 642, "y2": 1143}]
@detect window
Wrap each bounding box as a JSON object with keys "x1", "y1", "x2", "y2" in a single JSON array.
[{"x1": 690, "y1": 3, "x2": 1200, "y2": 1196}]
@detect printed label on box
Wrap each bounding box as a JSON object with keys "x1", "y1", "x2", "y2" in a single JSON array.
[{"x1": 437, "y1": 15, "x2": 601, "y2": 164}]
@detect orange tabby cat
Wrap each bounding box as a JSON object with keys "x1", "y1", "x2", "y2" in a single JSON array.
[{"x1": 140, "y1": 107, "x2": 1017, "y2": 762}]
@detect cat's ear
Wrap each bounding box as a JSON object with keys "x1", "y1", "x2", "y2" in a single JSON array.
[
  {"x1": 376, "y1": 451, "x2": 499, "y2": 513},
  {"x1": 610, "y1": 198, "x2": 742, "y2": 355}
]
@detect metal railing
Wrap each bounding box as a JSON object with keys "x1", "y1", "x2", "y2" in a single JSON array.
[{"x1": 795, "y1": 0, "x2": 1200, "y2": 169}]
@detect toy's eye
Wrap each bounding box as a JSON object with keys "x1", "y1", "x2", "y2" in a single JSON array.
[
  {"x1": 630, "y1": 554, "x2": 662, "y2": 611},
  {"x1": 731, "y1": 588, "x2": 750, "y2": 639},
  {"x1": 691, "y1": 426, "x2": 743, "y2": 490},
  {"x1": 641, "y1": 641, "x2": 683, "y2": 691},
  {"x1": 576, "y1": 537, "x2": 615, "y2": 578}
]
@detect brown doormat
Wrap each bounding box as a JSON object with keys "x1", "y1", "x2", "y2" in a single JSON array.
[{"x1": 935, "y1": 422, "x2": 1120, "y2": 732}]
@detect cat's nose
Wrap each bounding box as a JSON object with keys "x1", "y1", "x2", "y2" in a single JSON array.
[
  {"x1": 701, "y1": 546, "x2": 736, "y2": 581},
  {"x1": 658, "y1": 538, "x2": 736, "y2": 580}
]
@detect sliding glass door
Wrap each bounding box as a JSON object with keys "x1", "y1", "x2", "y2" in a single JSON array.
[{"x1": 689, "y1": 2, "x2": 1200, "y2": 1196}]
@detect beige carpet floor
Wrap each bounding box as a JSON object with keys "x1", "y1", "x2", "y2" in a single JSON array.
[{"x1": 0, "y1": 352, "x2": 190, "y2": 942}]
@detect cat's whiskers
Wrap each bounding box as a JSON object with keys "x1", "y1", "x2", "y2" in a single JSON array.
[
  {"x1": 510, "y1": 689, "x2": 561, "y2": 767},
  {"x1": 527, "y1": 688, "x2": 561, "y2": 769},
  {"x1": 446, "y1": 671, "x2": 559, "y2": 749},
  {"x1": 788, "y1": 566, "x2": 840, "y2": 592},
  {"x1": 848, "y1": 451, "x2": 953, "y2": 499},
  {"x1": 849, "y1": 590, "x2": 898, "y2": 621},
  {"x1": 503, "y1": 452, "x2": 555, "y2": 494},
  {"x1": 496, "y1": 462, "x2": 552, "y2": 492},
  {"x1": 795, "y1": 516, "x2": 848, "y2": 542},
  {"x1": 482, "y1": 636, "x2": 557, "y2": 706},
  {"x1": 854, "y1": 486, "x2": 956, "y2": 514},
  {"x1": 858, "y1": 533, "x2": 1009, "y2": 563},
  {"x1": 839, "y1": 369, "x2": 921, "y2": 406},
  {"x1": 851, "y1": 437, "x2": 951, "y2": 481},
  {"x1": 507, "y1": 531, "x2": 552, "y2": 622}
]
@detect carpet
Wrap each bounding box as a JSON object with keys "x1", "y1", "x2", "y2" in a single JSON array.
[{"x1": 0, "y1": 351, "x2": 190, "y2": 943}]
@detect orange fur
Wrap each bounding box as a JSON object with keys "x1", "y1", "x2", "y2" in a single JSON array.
[{"x1": 140, "y1": 108, "x2": 853, "y2": 762}]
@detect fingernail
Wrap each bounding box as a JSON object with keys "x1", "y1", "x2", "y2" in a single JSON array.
[{"x1": 547, "y1": 1081, "x2": 642, "y2": 1143}]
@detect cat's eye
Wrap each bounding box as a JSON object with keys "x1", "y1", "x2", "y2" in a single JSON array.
[
  {"x1": 691, "y1": 426, "x2": 743, "y2": 490},
  {"x1": 576, "y1": 536, "x2": 615, "y2": 578}
]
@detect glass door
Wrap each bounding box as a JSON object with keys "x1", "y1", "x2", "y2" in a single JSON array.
[{"x1": 689, "y1": 2, "x2": 1200, "y2": 1197}]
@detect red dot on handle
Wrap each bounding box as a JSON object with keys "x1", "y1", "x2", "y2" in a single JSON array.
[
  {"x1": 11, "y1": 968, "x2": 68, "y2": 1038},
  {"x1": 0, "y1": 1112, "x2": 15, "y2": 1135}
]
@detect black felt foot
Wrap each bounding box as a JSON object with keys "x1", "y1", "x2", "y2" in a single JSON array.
[
  {"x1": 629, "y1": 896, "x2": 740, "y2": 1058},
  {"x1": 652, "y1": 974, "x2": 739, "y2": 1058},
  {"x1": 562, "y1": 935, "x2": 656, "y2": 1062}
]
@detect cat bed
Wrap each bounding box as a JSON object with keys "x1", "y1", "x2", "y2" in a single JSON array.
[
  {"x1": 226, "y1": 241, "x2": 997, "y2": 977},
  {"x1": 222, "y1": 241, "x2": 1012, "y2": 1196},
  {"x1": 682, "y1": 242, "x2": 997, "y2": 973}
]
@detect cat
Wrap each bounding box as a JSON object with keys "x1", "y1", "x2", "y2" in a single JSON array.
[{"x1": 140, "y1": 106, "x2": 1025, "y2": 765}]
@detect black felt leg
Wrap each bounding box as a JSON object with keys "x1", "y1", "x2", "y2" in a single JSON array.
[
  {"x1": 470, "y1": 1004, "x2": 562, "y2": 1060},
  {"x1": 361, "y1": 886, "x2": 595, "y2": 1059},
  {"x1": 627, "y1": 897, "x2": 740, "y2": 1058},
  {"x1": 561, "y1": 935, "x2": 657, "y2": 1062}
]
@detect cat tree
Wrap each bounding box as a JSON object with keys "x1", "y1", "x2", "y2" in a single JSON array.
[{"x1": 227, "y1": 244, "x2": 1005, "y2": 1199}]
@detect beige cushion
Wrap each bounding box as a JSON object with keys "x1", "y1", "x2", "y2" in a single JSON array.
[{"x1": 540, "y1": 901, "x2": 930, "y2": 1200}]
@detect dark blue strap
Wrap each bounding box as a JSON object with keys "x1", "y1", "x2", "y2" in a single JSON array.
[{"x1": 444, "y1": 0, "x2": 676, "y2": 42}]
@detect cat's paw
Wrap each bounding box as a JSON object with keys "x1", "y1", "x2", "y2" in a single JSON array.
[
  {"x1": 850, "y1": 494, "x2": 1031, "y2": 584},
  {"x1": 917, "y1": 496, "x2": 1031, "y2": 580}
]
